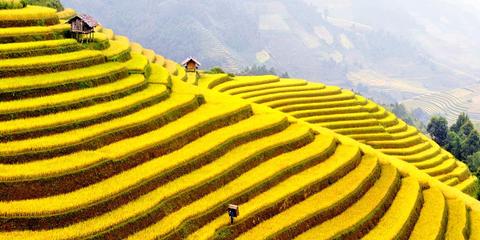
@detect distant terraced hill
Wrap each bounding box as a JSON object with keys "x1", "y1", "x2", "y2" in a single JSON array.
[{"x1": 0, "y1": 4, "x2": 479, "y2": 240}]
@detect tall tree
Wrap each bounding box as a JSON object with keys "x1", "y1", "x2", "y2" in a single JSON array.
[
  {"x1": 427, "y1": 116, "x2": 449, "y2": 147},
  {"x1": 451, "y1": 113, "x2": 470, "y2": 134},
  {"x1": 462, "y1": 132, "x2": 480, "y2": 159},
  {"x1": 446, "y1": 131, "x2": 463, "y2": 160}
]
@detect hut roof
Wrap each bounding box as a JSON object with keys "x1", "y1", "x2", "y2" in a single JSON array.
[
  {"x1": 181, "y1": 57, "x2": 201, "y2": 66},
  {"x1": 67, "y1": 14, "x2": 99, "y2": 28}
]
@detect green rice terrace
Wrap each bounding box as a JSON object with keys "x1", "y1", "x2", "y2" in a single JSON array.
[{"x1": 0, "y1": 3, "x2": 478, "y2": 240}]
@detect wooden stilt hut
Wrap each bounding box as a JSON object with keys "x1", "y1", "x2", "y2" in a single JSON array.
[{"x1": 67, "y1": 14, "x2": 99, "y2": 43}]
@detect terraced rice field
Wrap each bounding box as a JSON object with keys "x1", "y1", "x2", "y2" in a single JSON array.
[
  {"x1": 0, "y1": 4, "x2": 479, "y2": 239},
  {"x1": 199, "y1": 75, "x2": 479, "y2": 195}
]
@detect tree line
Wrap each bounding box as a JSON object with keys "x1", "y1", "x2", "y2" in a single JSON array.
[{"x1": 427, "y1": 113, "x2": 480, "y2": 197}]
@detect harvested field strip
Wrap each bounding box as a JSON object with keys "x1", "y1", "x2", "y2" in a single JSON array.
[
  {"x1": 0, "y1": 124, "x2": 312, "y2": 239},
  {"x1": 164, "y1": 59, "x2": 178, "y2": 75},
  {"x1": 361, "y1": 177, "x2": 422, "y2": 240},
  {"x1": 142, "y1": 49, "x2": 155, "y2": 62},
  {"x1": 187, "y1": 136, "x2": 342, "y2": 240},
  {"x1": 316, "y1": 118, "x2": 380, "y2": 129},
  {"x1": 102, "y1": 39, "x2": 131, "y2": 62},
  {"x1": 410, "y1": 188, "x2": 447, "y2": 240},
  {"x1": 445, "y1": 199, "x2": 469, "y2": 239},
  {"x1": 213, "y1": 75, "x2": 279, "y2": 92},
  {"x1": 154, "y1": 54, "x2": 165, "y2": 66},
  {"x1": 0, "y1": 84, "x2": 169, "y2": 140},
  {"x1": 0, "y1": 74, "x2": 145, "y2": 117},
  {"x1": 237, "y1": 84, "x2": 326, "y2": 99},
  {"x1": 267, "y1": 91, "x2": 357, "y2": 109},
  {"x1": 230, "y1": 152, "x2": 377, "y2": 240},
  {"x1": 294, "y1": 163, "x2": 400, "y2": 240},
  {"x1": 289, "y1": 105, "x2": 370, "y2": 118},
  {"x1": 127, "y1": 129, "x2": 342, "y2": 240},
  {"x1": 0, "y1": 50, "x2": 105, "y2": 77},
  {"x1": 0, "y1": 39, "x2": 81, "y2": 58},
  {"x1": 0, "y1": 91, "x2": 202, "y2": 162},
  {"x1": 248, "y1": 86, "x2": 342, "y2": 104},
  {"x1": 0, "y1": 63, "x2": 127, "y2": 100},
  {"x1": 276, "y1": 98, "x2": 364, "y2": 113},
  {"x1": 226, "y1": 79, "x2": 308, "y2": 95},
  {"x1": 148, "y1": 64, "x2": 171, "y2": 87}
]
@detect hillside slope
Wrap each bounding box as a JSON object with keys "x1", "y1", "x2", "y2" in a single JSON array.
[{"x1": 0, "y1": 5, "x2": 479, "y2": 239}]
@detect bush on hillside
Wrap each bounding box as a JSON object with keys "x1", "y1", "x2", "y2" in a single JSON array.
[
  {"x1": 0, "y1": 0, "x2": 26, "y2": 9},
  {"x1": 24, "y1": 0, "x2": 63, "y2": 10}
]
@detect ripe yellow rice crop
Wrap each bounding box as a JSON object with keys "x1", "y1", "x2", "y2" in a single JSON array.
[
  {"x1": 277, "y1": 98, "x2": 363, "y2": 113},
  {"x1": 236, "y1": 84, "x2": 326, "y2": 99},
  {"x1": 380, "y1": 142, "x2": 432, "y2": 156},
  {"x1": 247, "y1": 86, "x2": 343, "y2": 104},
  {"x1": 0, "y1": 6, "x2": 56, "y2": 20},
  {"x1": 188, "y1": 140, "x2": 357, "y2": 240},
  {"x1": 0, "y1": 62, "x2": 125, "y2": 93},
  {"x1": 0, "y1": 93, "x2": 196, "y2": 182},
  {"x1": 128, "y1": 125, "x2": 320, "y2": 239},
  {"x1": 317, "y1": 118, "x2": 381, "y2": 129},
  {"x1": 197, "y1": 73, "x2": 229, "y2": 89},
  {"x1": 213, "y1": 75, "x2": 279, "y2": 92},
  {"x1": 225, "y1": 78, "x2": 308, "y2": 95},
  {"x1": 0, "y1": 84, "x2": 168, "y2": 136},
  {"x1": 0, "y1": 39, "x2": 77, "y2": 53},
  {"x1": 236, "y1": 151, "x2": 374, "y2": 240},
  {"x1": 0, "y1": 23, "x2": 69, "y2": 37},
  {"x1": 100, "y1": 28, "x2": 114, "y2": 40},
  {"x1": 445, "y1": 198, "x2": 468, "y2": 239},
  {"x1": 154, "y1": 54, "x2": 166, "y2": 66},
  {"x1": 294, "y1": 163, "x2": 399, "y2": 240},
  {"x1": 98, "y1": 101, "x2": 251, "y2": 160},
  {"x1": 0, "y1": 123, "x2": 309, "y2": 240},
  {"x1": 409, "y1": 188, "x2": 447, "y2": 240},
  {"x1": 56, "y1": 8, "x2": 75, "y2": 20},
  {"x1": 471, "y1": 210, "x2": 480, "y2": 240},
  {"x1": 102, "y1": 39, "x2": 131, "y2": 60},
  {"x1": 424, "y1": 159, "x2": 457, "y2": 176},
  {"x1": 362, "y1": 177, "x2": 422, "y2": 240},
  {"x1": 267, "y1": 91, "x2": 357, "y2": 109},
  {"x1": 0, "y1": 49, "x2": 102, "y2": 70},
  {"x1": 125, "y1": 52, "x2": 149, "y2": 73},
  {"x1": 0, "y1": 74, "x2": 144, "y2": 116}
]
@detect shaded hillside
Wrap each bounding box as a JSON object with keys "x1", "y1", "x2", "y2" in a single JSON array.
[{"x1": 60, "y1": 0, "x2": 474, "y2": 104}]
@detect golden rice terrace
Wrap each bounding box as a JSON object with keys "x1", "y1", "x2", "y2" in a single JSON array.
[{"x1": 0, "y1": 4, "x2": 478, "y2": 240}]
